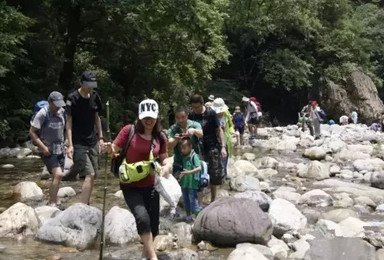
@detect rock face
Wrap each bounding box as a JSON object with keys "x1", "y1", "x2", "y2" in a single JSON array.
[
  {"x1": 37, "y1": 203, "x2": 102, "y2": 249},
  {"x1": 0, "y1": 202, "x2": 40, "y2": 238},
  {"x1": 13, "y1": 181, "x2": 44, "y2": 202},
  {"x1": 304, "y1": 237, "x2": 376, "y2": 260},
  {"x1": 104, "y1": 206, "x2": 138, "y2": 245},
  {"x1": 192, "y1": 197, "x2": 273, "y2": 246},
  {"x1": 269, "y1": 199, "x2": 307, "y2": 237},
  {"x1": 320, "y1": 71, "x2": 384, "y2": 123}
]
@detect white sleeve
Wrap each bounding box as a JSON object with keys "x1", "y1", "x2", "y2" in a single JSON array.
[
  {"x1": 251, "y1": 102, "x2": 259, "y2": 113},
  {"x1": 31, "y1": 109, "x2": 46, "y2": 129},
  {"x1": 245, "y1": 104, "x2": 250, "y2": 122}
]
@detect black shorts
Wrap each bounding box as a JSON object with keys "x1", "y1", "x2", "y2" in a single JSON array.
[
  {"x1": 247, "y1": 117, "x2": 259, "y2": 125},
  {"x1": 203, "y1": 146, "x2": 224, "y2": 185},
  {"x1": 235, "y1": 125, "x2": 245, "y2": 134},
  {"x1": 42, "y1": 153, "x2": 65, "y2": 173},
  {"x1": 121, "y1": 186, "x2": 160, "y2": 236}
]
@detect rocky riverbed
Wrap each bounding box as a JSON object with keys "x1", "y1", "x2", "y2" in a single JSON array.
[{"x1": 0, "y1": 123, "x2": 384, "y2": 260}]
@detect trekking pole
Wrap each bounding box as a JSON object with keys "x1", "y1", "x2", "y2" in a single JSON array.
[{"x1": 99, "y1": 100, "x2": 111, "y2": 260}]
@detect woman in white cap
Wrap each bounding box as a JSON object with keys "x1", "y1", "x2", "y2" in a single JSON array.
[
  {"x1": 211, "y1": 98, "x2": 234, "y2": 177},
  {"x1": 104, "y1": 99, "x2": 171, "y2": 260}
]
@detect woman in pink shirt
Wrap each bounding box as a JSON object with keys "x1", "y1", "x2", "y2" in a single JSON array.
[{"x1": 105, "y1": 99, "x2": 170, "y2": 260}]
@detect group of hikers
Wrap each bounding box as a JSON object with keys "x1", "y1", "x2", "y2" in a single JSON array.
[
  {"x1": 298, "y1": 100, "x2": 363, "y2": 139},
  {"x1": 29, "y1": 71, "x2": 264, "y2": 260}
]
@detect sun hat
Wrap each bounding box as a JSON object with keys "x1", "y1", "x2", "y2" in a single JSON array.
[
  {"x1": 234, "y1": 106, "x2": 241, "y2": 112},
  {"x1": 138, "y1": 99, "x2": 159, "y2": 120},
  {"x1": 242, "y1": 96, "x2": 249, "y2": 102},
  {"x1": 211, "y1": 98, "x2": 229, "y2": 114},
  {"x1": 48, "y1": 91, "x2": 66, "y2": 107},
  {"x1": 208, "y1": 95, "x2": 215, "y2": 101}
]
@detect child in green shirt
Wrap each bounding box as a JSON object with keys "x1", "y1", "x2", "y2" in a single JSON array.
[{"x1": 179, "y1": 138, "x2": 202, "y2": 222}]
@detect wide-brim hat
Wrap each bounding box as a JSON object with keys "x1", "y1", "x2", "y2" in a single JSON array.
[
  {"x1": 211, "y1": 98, "x2": 228, "y2": 113},
  {"x1": 242, "y1": 96, "x2": 249, "y2": 102},
  {"x1": 208, "y1": 95, "x2": 215, "y2": 101},
  {"x1": 234, "y1": 106, "x2": 241, "y2": 112}
]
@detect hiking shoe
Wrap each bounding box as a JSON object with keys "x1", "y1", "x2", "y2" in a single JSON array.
[{"x1": 184, "y1": 216, "x2": 195, "y2": 223}]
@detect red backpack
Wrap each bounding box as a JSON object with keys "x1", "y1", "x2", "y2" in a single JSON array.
[{"x1": 250, "y1": 97, "x2": 261, "y2": 112}]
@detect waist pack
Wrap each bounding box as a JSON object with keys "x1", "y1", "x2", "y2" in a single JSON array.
[{"x1": 119, "y1": 159, "x2": 161, "y2": 183}]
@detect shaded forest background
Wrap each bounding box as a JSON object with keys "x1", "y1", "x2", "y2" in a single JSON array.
[{"x1": 1, "y1": 0, "x2": 384, "y2": 145}]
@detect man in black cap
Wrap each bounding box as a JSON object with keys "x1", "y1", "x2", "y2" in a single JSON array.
[
  {"x1": 66, "y1": 71, "x2": 103, "y2": 205},
  {"x1": 30, "y1": 91, "x2": 66, "y2": 208}
]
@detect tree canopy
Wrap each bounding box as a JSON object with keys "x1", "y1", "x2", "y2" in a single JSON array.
[{"x1": 0, "y1": 0, "x2": 384, "y2": 144}]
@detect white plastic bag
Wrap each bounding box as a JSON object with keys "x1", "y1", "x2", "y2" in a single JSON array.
[{"x1": 154, "y1": 174, "x2": 182, "y2": 210}]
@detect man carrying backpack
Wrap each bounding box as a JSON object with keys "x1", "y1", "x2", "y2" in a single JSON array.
[
  {"x1": 30, "y1": 91, "x2": 66, "y2": 208},
  {"x1": 66, "y1": 71, "x2": 103, "y2": 205}
]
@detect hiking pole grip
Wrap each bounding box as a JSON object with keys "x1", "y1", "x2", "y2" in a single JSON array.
[{"x1": 99, "y1": 100, "x2": 110, "y2": 260}]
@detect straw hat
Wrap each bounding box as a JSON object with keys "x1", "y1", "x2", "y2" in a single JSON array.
[{"x1": 211, "y1": 98, "x2": 229, "y2": 113}]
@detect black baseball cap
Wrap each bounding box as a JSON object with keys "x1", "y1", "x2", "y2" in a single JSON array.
[{"x1": 81, "y1": 71, "x2": 98, "y2": 88}]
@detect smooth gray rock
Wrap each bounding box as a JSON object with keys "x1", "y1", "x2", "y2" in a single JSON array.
[
  {"x1": 57, "y1": 187, "x2": 76, "y2": 198},
  {"x1": 192, "y1": 197, "x2": 273, "y2": 246},
  {"x1": 34, "y1": 206, "x2": 60, "y2": 226},
  {"x1": 236, "y1": 243, "x2": 273, "y2": 260},
  {"x1": 13, "y1": 181, "x2": 44, "y2": 202},
  {"x1": 230, "y1": 175, "x2": 260, "y2": 192},
  {"x1": 298, "y1": 161, "x2": 330, "y2": 180},
  {"x1": 254, "y1": 156, "x2": 278, "y2": 169},
  {"x1": 104, "y1": 206, "x2": 138, "y2": 245},
  {"x1": 37, "y1": 203, "x2": 102, "y2": 249},
  {"x1": 304, "y1": 237, "x2": 376, "y2": 260},
  {"x1": 320, "y1": 209, "x2": 358, "y2": 223},
  {"x1": 273, "y1": 186, "x2": 302, "y2": 205},
  {"x1": 371, "y1": 171, "x2": 384, "y2": 189},
  {"x1": 228, "y1": 246, "x2": 269, "y2": 260},
  {"x1": 299, "y1": 189, "x2": 333, "y2": 207},
  {"x1": 303, "y1": 147, "x2": 327, "y2": 160},
  {"x1": 269, "y1": 198, "x2": 307, "y2": 237}
]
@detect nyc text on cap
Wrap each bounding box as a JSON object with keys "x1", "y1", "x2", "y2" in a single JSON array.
[{"x1": 138, "y1": 99, "x2": 159, "y2": 120}]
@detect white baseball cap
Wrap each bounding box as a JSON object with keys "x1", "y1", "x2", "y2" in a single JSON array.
[{"x1": 138, "y1": 99, "x2": 159, "y2": 120}]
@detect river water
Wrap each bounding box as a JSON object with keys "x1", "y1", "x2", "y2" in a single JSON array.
[{"x1": 0, "y1": 156, "x2": 234, "y2": 260}]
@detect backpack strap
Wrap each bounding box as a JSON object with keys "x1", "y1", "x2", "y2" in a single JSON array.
[{"x1": 119, "y1": 124, "x2": 135, "y2": 160}]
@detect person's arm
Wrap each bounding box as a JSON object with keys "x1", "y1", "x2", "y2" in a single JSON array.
[
  {"x1": 95, "y1": 112, "x2": 104, "y2": 141},
  {"x1": 158, "y1": 134, "x2": 172, "y2": 177},
  {"x1": 186, "y1": 121, "x2": 203, "y2": 138},
  {"x1": 29, "y1": 126, "x2": 50, "y2": 157},
  {"x1": 66, "y1": 115, "x2": 74, "y2": 159},
  {"x1": 180, "y1": 165, "x2": 202, "y2": 177},
  {"x1": 166, "y1": 127, "x2": 179, "y2": 149}
]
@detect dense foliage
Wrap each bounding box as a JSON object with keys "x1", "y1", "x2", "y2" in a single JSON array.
[{"x1": 0, "y1": 0, "x2": 383, "y2": 145}]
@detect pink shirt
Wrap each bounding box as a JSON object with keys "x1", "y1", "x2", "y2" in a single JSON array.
[{"x1": 113, "y1": 124, "x2": 167, "y2": 187}]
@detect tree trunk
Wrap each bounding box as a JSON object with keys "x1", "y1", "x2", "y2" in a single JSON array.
[{"x1": 58, "y1": 3, "x2": 81, "y2": 92}]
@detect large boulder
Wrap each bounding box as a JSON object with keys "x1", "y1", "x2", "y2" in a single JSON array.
[
  {"x1": 269, "y1": 198, "x2": 307, "y2": 237},
  {"x1": 13, "y1": 181, "x2": 44, "y2": 202},
  {"x1": 230, "y1": 175, "x2": 260, "y2": 192},
  {"x1": 227, "y1": 246, "x2": 268, "y2": 260},
  {"x1": 0, "y1": 202, "x2": 40, "y2": 238},
  {"x1": 234, "y1": 190, "x2": 272, "y2": 212},
  {"x1": 104, "y1": 206, "x2": 138, "y2": 245},
  {"x1": 37, "y1": 203, "x2": 102, "y2": 249},
  {"x1": 320, "y1": 71, "x2": 384, "y2": 123},
  {"x1": 299, "y1": 189, "x2": 333, "y2": 207},
  {"x1": 192, "y1": 197, "x2": 273, "y2": 246},
  {"x1": 298, "y1": 161, "x2": 330, "y2": 180},
  {"x1": 304, "y1": 237, "x2": 376, "y2": 260}
]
